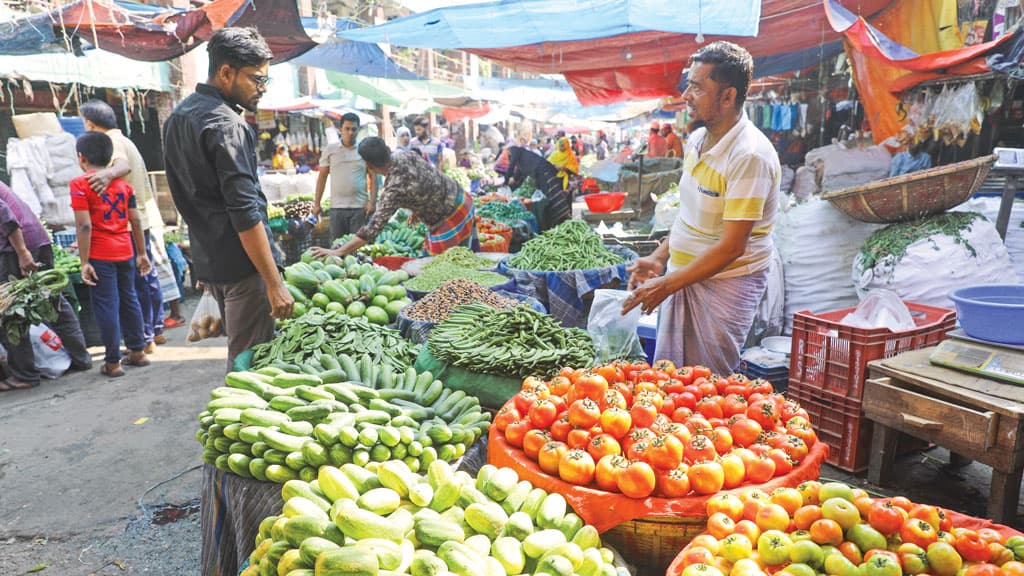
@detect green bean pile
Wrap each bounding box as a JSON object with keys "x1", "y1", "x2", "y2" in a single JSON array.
[
  {"x1": 425, "y1": 246, "x2": 495, "y2": 271},
  {"x1": 404, "y1": 263, "x2": 508, "y2": 293},
  {"x1": 429, "y1": 303, "x2": 595, "y2": 377},
  {"x1": 250, "y1": 309, "x2": 420, "y2": 370},
  {"x1": 507, "y1": 219, "x2": 624, "y2": 271}
]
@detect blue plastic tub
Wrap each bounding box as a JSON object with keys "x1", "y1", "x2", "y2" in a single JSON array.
[{"x1": 948, "y1": 284, "x2": 1024, "y2": 345}]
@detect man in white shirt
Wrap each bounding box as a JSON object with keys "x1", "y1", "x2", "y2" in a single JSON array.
[{"x1": 313, "y1": 113, "x2": 377, "y2": 242}]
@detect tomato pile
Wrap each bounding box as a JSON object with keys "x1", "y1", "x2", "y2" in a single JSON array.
[
  {"x1": 493, "y1": 360, "x2": 820, "y2": 499},
  {"x1": 675, "y1": 480, "x2": 1024, "y2": 576}
]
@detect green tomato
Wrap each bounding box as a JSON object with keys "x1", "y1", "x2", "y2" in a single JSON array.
[
  {"x1": 757, "y1": 530, "x2": 793, "y2": 566},
  {"x1": 862, "y1": 553, "x2": 903, "y2": 576}
]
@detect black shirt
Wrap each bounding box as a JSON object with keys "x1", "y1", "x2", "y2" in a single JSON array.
[{"x1": 162, "y1": 83, "x2": 279, "y2": 284}]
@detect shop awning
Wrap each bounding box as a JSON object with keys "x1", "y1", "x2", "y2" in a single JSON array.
[
  {"x1": 339, "y1": 0, "x2": 761, "y2": 49},
  {"x1": 0, "y1": 46, "x2": 169, "y2": 90},
  {"x1": 289, "y1": 36, "x2": 420, "y2": 80},
  {"x1": 323, "y1": 71, "x2": 469, "y2": 108}
]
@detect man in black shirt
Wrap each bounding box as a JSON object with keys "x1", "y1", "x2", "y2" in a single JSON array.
[{"x1": 163, "y1": 27, "x2": 293, "y2": 369}]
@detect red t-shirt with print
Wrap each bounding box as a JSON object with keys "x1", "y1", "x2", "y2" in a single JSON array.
[{"x1": 69, "y1": 174, "x2": 137, "y2": 262}]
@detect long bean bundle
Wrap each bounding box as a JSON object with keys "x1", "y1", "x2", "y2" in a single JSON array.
[
  {"x1": 429, "y1": 302, "x2": 594, "y2": 377},
  {"x1": 507, "y1": 219, "x2": 623, "y2": 271}
]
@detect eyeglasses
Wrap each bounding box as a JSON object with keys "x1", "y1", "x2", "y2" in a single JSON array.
[{"x1": 249, "y1": 73, "x2": 271, "y2": 88}]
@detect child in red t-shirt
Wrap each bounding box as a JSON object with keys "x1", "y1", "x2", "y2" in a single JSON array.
[{"x1": 71, "y1": 131, "x2": 151, "y2": 377}]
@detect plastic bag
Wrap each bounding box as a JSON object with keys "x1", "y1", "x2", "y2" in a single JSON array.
[
  {"x1": 587, "y1": 289, "x2": 645, "y2": 362},
  {"x1": 188, "y1": 290, "x2": 225, "y2": 342},
  {"x1": 29, "y1": 324, "x2": 71, "y2": 379},
  {"x1": 841, "y1": 289, "x2": 915, "y2": 331}
]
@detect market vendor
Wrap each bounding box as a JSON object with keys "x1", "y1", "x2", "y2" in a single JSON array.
[
  {"x1": 500, "y1": 146, "x2": 571, "y2": 230},
  {"x1": 547, "y1": 136, "x2": 579, "y2": 189},
  {"x1": 311, "y1": 137, "x2": 475, "y2": 259},
  {"x1": 622, "y1": 42, "x2": 779, "y2": 376},
  {"x1": 0, "y1": 181, "x2": 91, "y2": 390}
]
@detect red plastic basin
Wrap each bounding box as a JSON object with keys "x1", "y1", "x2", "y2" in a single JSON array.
[{"x1": 583, "y1": 191, "x2": 627, "y2": 213}]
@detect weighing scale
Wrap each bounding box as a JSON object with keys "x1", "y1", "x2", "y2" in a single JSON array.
[{"x1": 929, "y1": 330, "x2": 1024, "y2": 385}]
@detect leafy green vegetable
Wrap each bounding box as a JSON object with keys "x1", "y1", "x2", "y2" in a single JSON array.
[{"x1": 859, "y1": 211, "x2": 984, "y2": 275}]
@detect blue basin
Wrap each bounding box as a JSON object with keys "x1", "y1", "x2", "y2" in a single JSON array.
[{"x1": 948, "y1": 284, "x2": 1024, "y2": 345}]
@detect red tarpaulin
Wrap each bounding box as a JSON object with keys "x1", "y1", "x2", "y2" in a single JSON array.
[
  {"x1": 468, "y1": 0, "x2": 890, "y2": 105},
  {"x1": 442, "y1": 102, "x2": 491, "y2": 123}
]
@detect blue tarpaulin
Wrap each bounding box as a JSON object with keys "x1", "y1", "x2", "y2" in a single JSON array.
[
  {"x1": 0, "y1": 12, "x2": 58, "y2": 55},
  {"x1": 290, "y1": 17, "x2": 420, "y2": 79},
  {"x1": 340, "y1": 0, "x2": 761, "y2": 49}
]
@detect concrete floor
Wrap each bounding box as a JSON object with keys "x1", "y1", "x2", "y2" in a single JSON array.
[{"x1": 1, "y1": 300, "x2": 1021, "y2": 575}]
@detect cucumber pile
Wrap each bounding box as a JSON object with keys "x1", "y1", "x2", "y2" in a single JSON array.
[
  {"x1": 196, "y1": 360, "x2": 491, "y2": 483},
  {"x1": 243, "y1": 459, "x2": 627, "y2": 576},
  {"x1": 284, "y1": 255, "x2": 411, "y2": 324}
]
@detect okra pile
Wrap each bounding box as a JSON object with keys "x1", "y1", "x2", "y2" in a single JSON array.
[
  {"x1": 507, "y1": 220, "x2": 624, "y2": 272},
  {"x1": 403, "y1": 279, "x2": 517, "y2": 323},
  {"x1": 428, "y1": 303, "x2": 594, "y2": 377}
]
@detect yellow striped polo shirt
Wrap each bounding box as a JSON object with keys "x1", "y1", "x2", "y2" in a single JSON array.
[{"x1": 668, "y1": 114, "x2": 780, "y2": 279}]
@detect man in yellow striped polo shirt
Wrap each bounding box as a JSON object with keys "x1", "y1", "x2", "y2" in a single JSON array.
[{"x1": 623, "y1": 41, "x2": 779, "y2": 375}]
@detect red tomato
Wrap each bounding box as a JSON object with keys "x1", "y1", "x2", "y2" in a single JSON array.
[
  {"x1": 522, "y1": 429, "x2": 552, "y2": 460},
  {"x1": 659, "y1": 395, "x2": 676, "y2": 417},
  {"x1": 955, "y1": 530, "x2": 992, "y2": 563},
  {"x1": 663, "y1": 378, "x2": 685, "y2": 395},
  {"x1": 656, "y1": 465, "x2": 691, "y2": 498},
  {"x1": 684, "y1": 434, "x2": 718, "y2": 463},
  {"x1": 548, "y1": 415, "x2": 573, "y2": 442},
  {"x1": 696, "y1": 379, "x2": 718, "y2": 399},
  {"x1": 593, "y1": 364, "x2": 622, "y2": 385},
  {"x1": 909, "y1": 504, "x2": 942, "y2": 531},
  {"x1": 595, "y1": 454, "x2": 627, "y2": 492},
  {"x1": 537, "y1": 441, "x2": 568, "y2": 476},
  {"x1": 513, "y1": 390, "x2": 538, "y2": 415},
  {"x1": 548, "y1": 375, "x2": 571, "y2": 397},
  {"x1": 747, "y1": 398, "x2": 781, "y2": 430},
  {"x1": 574, "y1": 372, "x2": 609, "y2": 401},
  {"x1": 660, "y1": 422, "x2": 692, "y2": 447},
  {"x1": 587, "y1": 433, "x2": 622, "y2": 461},
  {"x1": 626, "y1": 440, "x2": 650, "y2": 462},
  {"x1": 719, "y1": 452, "x2": 746, "y2": 489},
  {"x1": 730, "y1": 416, "x2": 764, "y2": 448},
  {"x1": 963, "y1": 565, "x2": 1002, "y2": 576},
  {"x1": 528, "y1": 398, "x2": 559, "y2": 429},
  {"x1": 567, "y1": 398, "x2": 601, "y2": 429},
  {"x1": 710, "y1": 426, "x2": 734, "y2": 454},
  {"x1": 558, "y1": 449, "x2": 596, "y2": 485},
  {"x1": 745, "y1": 455, "x2": 776, "y2": 484},
  {"x1": 696, "y1": 396, "x2": 725, "y2": 420},
  {"x1": 691, "y1": 365, "x2": 712, "y2": 380},
  {"x1": 672, "y1": 406, "x2": 695, "y2": 423},
  {"x1": 675, "y1": 392, "x2": 698, "y2": 411},
  {"x1": 599, "y1": 389, "x2": 628, "y2": 412},
  {"x1": 779, "y1": 435, "x2": 809, "y2": 462},
  {"x1": 767, "y1": 448, "x2": 794, "y2": 476},
  {"x1": 494, "y1": 405, "x2": 521, "y2": 433},
  {"x1": 617, "y1": 460, "x2": 656, "y2": 498},
  {"x1": 675, "y1": 366, "x2": 695, "y2": 386},
  {"x1": 722, "y1": 394, "x2": 749, "y2": 418},
  {"x1": 504, "y1": 419, "x2": 532, "y2": 448},
  {"x1": 567, "y1": 428, "x2": 593, "y2": 450},
  {"x1": 648, "y1": 434, "x2": 684, "y2": 470},
  {"x1": 630, "y1": 399, "x2": 659, "y2": 429},
  {"x1": 868, "y1": 500, "x2": 907, "y2": 535}
]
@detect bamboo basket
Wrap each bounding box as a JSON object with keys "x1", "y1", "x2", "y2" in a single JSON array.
[
  {"x1": 602, "y1": 514, "x2": 707, "y2": 575},
  {"x1": 822, "y1": 154, "x2": 997, "y2": 224}
]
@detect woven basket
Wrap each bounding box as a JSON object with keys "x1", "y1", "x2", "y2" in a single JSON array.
[
  {"x1": 822, "y1": 154, "x2": 996, "y2": 224},
  {"x1": 602, "y1": 514, "x2": 707, "y2": 575}
]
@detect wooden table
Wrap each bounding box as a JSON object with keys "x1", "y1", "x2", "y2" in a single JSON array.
[{"x1": 864, "y1": 347, "x2": 1024, "y2": 523}]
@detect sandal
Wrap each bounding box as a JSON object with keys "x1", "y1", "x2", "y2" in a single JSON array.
[
  {"x1": 122, "y1": 354, "x2": 151, "y2": 367},
  {"x1": 163, "y1": 316, "x2": 186, "y2": 329},
  {"x1": 101, "y1": 364, "x2": 125, "y2": 378},
  {"x1": 0, "y1": 377, "x2": 40, "y2": 391}
]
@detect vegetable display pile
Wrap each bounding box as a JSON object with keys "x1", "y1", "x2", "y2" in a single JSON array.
[
  {"x1": 335, "y1": 217, "x2": 428, "y2": 258},
  {"x1": 477, "y1": 199, "x2": 534, "y2": 224},
  {"x1": 427, "y1": 246, "x2": 496, "y2": 271},
  {"x1": 859, "y1": 212, "x2": 982, "y2": 272},
  {"x1": 508, "y1": 220, "x2": 624, "y2": 271},
  {"x1": 241, "y1": 459, "x2": 626, "y2": 576},
  {"x1": 444, "y1": 166, "x2": 473, "y2": 192},
  {"x1": 197, "y1": 361, "x2": 492, "y2": 482},
  {"x1": 495, "y1": 361, "x2": 817, "y2": 498},
  {"x1": 285, "y1": 200, "x2": 317, "y2": 219},
  {"x1": 404, "y1": 263, "x2": 507, "y2": 293},
  {"x1": 0, "y1": 269, "x2": 68, "y2": 345},
  {"x1": 251, "y1": 309, "x2": 420, "y2": 371},
  {"x1": 429, "y1": 303, "x2": 594, "y2": 378},
  {"x1": 268, "y1": 201, "x2": 286, "y2": 220},
  {"x1": 403, "y1": 279, "x2": 517, "y2": 323},
  {"x1": 674, "y1": 480, "x2": 1024, "y2": 576},
  {"x1": 52, "y1": 244, "x2": 81, "y2": 276},
  {"x1": 284, "y1": 256, "x2": 410, "y2": 325}
]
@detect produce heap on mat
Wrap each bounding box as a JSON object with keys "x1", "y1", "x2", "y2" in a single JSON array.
[
  {"x1": 402, "y1": 278, "x2": 518, "y2": 323},
  {"x1": 508, "y1": 220, "x2": 624, "y2": 271},
  {"x1": 283, "y1": 255, "x2": 411, "y2": 323}
]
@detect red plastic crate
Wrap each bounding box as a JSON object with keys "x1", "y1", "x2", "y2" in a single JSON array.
[
  {"x1": 788, "y1": 385, "x2": 871, "y2": 471},
  {"x1": 788, "y1": 302, "x2": 956, "y2": 400}
]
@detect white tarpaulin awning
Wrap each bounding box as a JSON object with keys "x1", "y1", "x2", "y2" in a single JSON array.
[{"x1": 0, "y1": 48, "x2": 169, "y2": 91}]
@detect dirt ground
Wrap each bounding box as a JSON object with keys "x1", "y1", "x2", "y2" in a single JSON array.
[{"x1": 0, "y1": 297, "x2": 1021, "y2": 575}]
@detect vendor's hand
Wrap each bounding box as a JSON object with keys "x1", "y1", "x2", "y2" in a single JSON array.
[
  {"x1": 312, "y1": 204, "x2": 322, "y2": 218},
  {"x1": 364, "y1": 201, "x2": 374, "y2": 216},
  {"x1": 626, "y1": 255, "x2": 665, "y2": 290},
  {"x1": 87, "y1": 169, "x2": 114, "y2": 194},
  {"x1": 267, "y1": 281, "x2": 295, "y2": 320},
  {"x1": 17, "y1": 249, "x2": 39, "y2": 276},
  {"x1": 621, "y1": 275, "x2": 675, "y2": 316},
  {"x1": 81, "y1": 262, "x2": 98, "y2": 286},
  {"x1": 136, "y1": 255, "x2": 152, "y2": 276},
  {"x1": 309, "y1": 246, "x2": 338, "y2": 260}
]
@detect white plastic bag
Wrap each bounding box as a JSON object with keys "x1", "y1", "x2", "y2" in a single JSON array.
[
  {"x1": 841, "y1": 289, "x2": 915, "y2": 331},
  {"x1": 29, "y1": 324, "x2": 71, "y2": 379},
  {"x1": 188, "y1": 290, "x2": 225, "y2": 342},
  {"x1": 587, "y1": 289, "x2": 645, "y2": 362}
]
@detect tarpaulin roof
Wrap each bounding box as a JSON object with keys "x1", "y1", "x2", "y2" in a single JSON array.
[
  {"x1": 0, "y1": 46, "x2": 169, "y2": 90},
  {"x1": 289, "y1": 18, "x2": 420, "y2": 80},
  {"x1": 323, "y1": 71, "x2": 468, "y2": 108},
  {"x1": 0, "y1": 0, "x2": 315, "y2": 63},
  {"x1": 824, "y1": 0, "x2": 1021, "y2": 92},
  {"x1": 340, "y1": 0, "x2": 762, "y2": 49}
]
